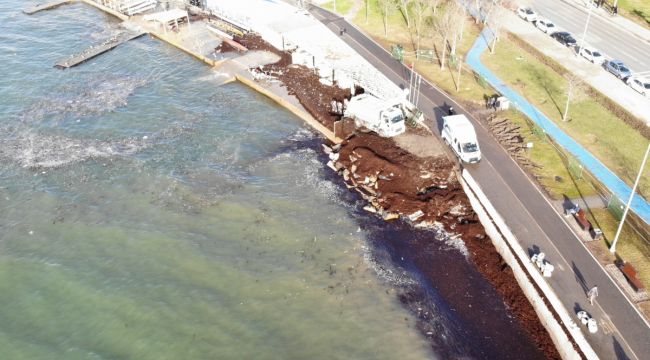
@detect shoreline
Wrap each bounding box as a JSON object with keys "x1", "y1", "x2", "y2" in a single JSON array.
[
  {"x1": 223, "y1": 33, "x2": 562, "y2": 358},
  {"x1": 33, "y1": 1, "x2": 564, "y2": 358}
]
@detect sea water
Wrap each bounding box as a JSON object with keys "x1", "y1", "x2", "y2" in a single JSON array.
[{"x1": 0, "y1": 2, "x2": 543, "y2": 359}]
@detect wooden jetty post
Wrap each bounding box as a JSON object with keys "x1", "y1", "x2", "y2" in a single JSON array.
[{"x1": 55, "y1": 30, "x2": 146, "y2": 69}]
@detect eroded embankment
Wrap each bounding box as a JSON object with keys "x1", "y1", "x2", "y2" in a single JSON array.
[{"x1": 228, "y1": 33, "x2": 561, "y2": 359}]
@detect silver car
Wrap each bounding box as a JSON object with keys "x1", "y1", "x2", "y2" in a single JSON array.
[{"x1": 603, "y1": 60, "x2": 632, "y2": 80}]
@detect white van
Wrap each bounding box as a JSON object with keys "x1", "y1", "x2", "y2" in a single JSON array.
[{"x1": 441, "y1": 114, "x2": 481, "y2": 163}]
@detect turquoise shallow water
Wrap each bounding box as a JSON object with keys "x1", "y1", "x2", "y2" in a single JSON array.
[{"x1": 0, "y1": 3, "x2": 434, "y2": 359}]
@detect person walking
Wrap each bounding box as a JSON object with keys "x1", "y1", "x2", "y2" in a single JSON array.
[
  {"x1": 448, "y1": 106, "x2": 455, "y2": 116},
  {"x1": 587, "y1": 285, "x2": 599, "y2": 305}
]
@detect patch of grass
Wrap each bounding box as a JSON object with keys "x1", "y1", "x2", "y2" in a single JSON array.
[
  {"x1": 617, "y1": 0, "x2": 650, "y2": 29},
  {"x1": 353, "y1": 0, "x2": 488, "y2": 105},
  {"x1": 500, "y1": 110, "x2": 597, "y2": 199},
  {"x1": 321, "y1": 0, "x2": 355, "y2": 16},
  {"x1": 482, "y1": 36, "x2": 650, "y2": 198},
  {"x1": 589, "y1": 208, "x2": 650, "y2": 290}
]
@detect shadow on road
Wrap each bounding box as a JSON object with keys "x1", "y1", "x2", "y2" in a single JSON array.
[
  {"x1": 572, "y1": 261, "x2": 589, "y2": 293},
  {"x1": 613, "y1": 336, "x2": 632, "y2": 360}
]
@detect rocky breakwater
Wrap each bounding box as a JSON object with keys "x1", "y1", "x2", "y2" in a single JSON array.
[{"x1": 226, "y1": 33, "x2": 561, "y2": 359}]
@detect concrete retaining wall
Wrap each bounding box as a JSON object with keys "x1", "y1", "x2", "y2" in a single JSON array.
[
  {"x1": 460, "y1": 169, "x2": 598, "y2": 360},
  {"x1": 235, "y1": 75, "x2": 342, "y2": 144}
]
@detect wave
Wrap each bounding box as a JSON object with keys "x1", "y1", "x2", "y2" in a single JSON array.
[
  {"x1": 0, "y1": 130, "x2": 149, "y2": 169},
  {"x1": 19, "y1": 75, "x2": 149, "y2": 124}
]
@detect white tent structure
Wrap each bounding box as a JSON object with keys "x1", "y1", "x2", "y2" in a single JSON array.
[{"x1": 144, "y1": 8, "x2": 191, "y2": 33}]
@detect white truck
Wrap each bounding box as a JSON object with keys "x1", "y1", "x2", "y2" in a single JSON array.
[
  {"x1": 441, "y1": 114, "x2": 481, "y2": 164},
  {"x1": 344, "y1": 94, "x2": 406, "y2": 137}
]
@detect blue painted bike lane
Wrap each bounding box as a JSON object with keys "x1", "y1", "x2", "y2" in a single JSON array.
[{"x1": 466, "y1": 28, "x2": 650, "y2": 225}]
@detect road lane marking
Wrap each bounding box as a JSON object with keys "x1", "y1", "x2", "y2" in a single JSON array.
[{"x1": 311, "y1": 12, "x2": 649, "y2": 357}]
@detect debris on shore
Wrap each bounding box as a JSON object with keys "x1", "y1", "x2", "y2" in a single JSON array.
[{"x1": 229, "y1": 33, "x2": 562, "y2": 359}]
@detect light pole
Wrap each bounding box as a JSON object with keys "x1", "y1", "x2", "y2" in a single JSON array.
[
  {"x1": 577, "y1": 2, "x2": 593, "y2": 56},
  {"x1": 610, "y1": 142, "x2": 650, "y2": 253}
]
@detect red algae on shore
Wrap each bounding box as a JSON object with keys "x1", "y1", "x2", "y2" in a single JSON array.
[{"x1": 232, "y1": 33, "x2": 562, "y2": 359}]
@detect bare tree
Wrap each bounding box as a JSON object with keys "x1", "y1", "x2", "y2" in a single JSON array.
[
  {"x1": 411, "y1": 0, "x2": 433, "y2": 56},
  {"x1": 435, "y1": 1, "x2": 463, "y2": 70},
  {"x1": 379, "y1": 0, "x2": 398, "y2": 37},
  {"x1": 563, "y1": 74, "x2": 583, "y2": 122},
  {"x1": 486, "y1": 4, "x2": 507, "y2": 54},
  {"x1": 398, "y1": 0, "x2": 412, "y2": 28},
  {"x1": 430, "y1": 0, "x2": 441, "y2": 15},
  {"x1": 450, "y1": 5, "x2": 467, "y2": 55}
]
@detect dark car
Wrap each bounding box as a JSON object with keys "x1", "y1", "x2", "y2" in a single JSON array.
[
  {"x1": 603, "y1": 59, "x2": 632, "y2": 80},
  {"x1": 551, "y1": 32, "x2": 577, "y2": 47}
]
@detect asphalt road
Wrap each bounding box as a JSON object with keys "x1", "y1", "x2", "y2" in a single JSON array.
[
  {"x1": 530, "y1": 0, "x2": 650, "y2": 72},
  {"x1": 308, "y1": 6, "x2": 650, "y2": 359}
]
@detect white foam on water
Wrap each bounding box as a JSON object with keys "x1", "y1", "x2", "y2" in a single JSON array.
[
  {"x1": 0, "y1": 130, "x2": 149, "y2": 169},
  {"x1": 361, "y1": 244, "x2": 417, "y2": 287},
  {"x1": 429, "y1": 223, "x2": 469, "y2": 258},
  {"x1": 19, "y1": 75, "x2": 149, "y2": 124}
]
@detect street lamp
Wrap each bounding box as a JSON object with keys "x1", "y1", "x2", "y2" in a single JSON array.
[
  {"x1": 577, "y1": 2, "x2": 593, "y2": 56},
  {"x1": 610, "y1": 142, "x2": 650, "y2": 253}
]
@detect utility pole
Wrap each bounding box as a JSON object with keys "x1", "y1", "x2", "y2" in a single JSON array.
[
  {"x1": 610, "y1": 142, "x2": 650, "y2": 253},
  {"x1": 577, "y1": 2, "x2": 593, "y2": 56}
]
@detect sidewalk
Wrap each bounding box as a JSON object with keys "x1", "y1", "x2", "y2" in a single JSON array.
[{"x1": 503, "y1": 10, "x2": 650, "y2": 126}]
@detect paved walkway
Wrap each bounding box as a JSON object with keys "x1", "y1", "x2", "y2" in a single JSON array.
[
  {"x1": 467, "y1": 27, "x2": 650, "y2": 225},
  {"x1": 307, "y1": 6, "x2": 650, "y2": 359}
]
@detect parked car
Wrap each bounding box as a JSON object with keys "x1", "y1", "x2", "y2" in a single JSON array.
[
  {"x1": 603, "y1": 60, "x2": 632, "y2": 80},
  {"x1": 517, "y1": 7, "x2": 538, "y2": 22},
  {"x1": 626, "y1": 77, "x2": 650, "y2": 97},
  {"x1": 578, "y1": 47, "x2": 605, "y2": 65},
  {"x1": 550, "y1": 32, "x2": 577, "y2": 47},
  {"x1": 534, "y1": 18, "x2": 556, "y2": 34}
]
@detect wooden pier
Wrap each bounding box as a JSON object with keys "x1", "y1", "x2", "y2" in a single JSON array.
[
  {"x1": 55, "y1": 30, "x2": 146, "y2": 68},
  {"x1": 23, "y1": 0, "x2": 74, "y2": 15}
]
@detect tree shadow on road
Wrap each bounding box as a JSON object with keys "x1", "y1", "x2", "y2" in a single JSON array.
[
  {"x1": 572, "y1": 261, "x2": 589, "y2": 294},
  {"x1": 613, "y1": 336, "x2": 632, "y2": 360}
]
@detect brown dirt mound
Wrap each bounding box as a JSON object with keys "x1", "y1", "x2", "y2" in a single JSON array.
[
  {"x1": 215, "y1": 41, "x2": 239, "y2": 53},
  {"x1": 235, "y1": 33, "x2": 350, "y2": 128},
  {"x1": 234, "y1": 32, "x2": 563, "y2": 360}
]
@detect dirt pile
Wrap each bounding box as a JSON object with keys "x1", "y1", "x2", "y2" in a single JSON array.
[
  {"x1": 329, "y1": 134, "x2": 561, "y2": 359},
  {"x1": 234, "y1": 32, "x2": 562, "y2": 360},
  {"x1": 215, "y1": 41, "x2": 239, "y2": 53},
  {"x1": 234, "y1": 33, "x2": 350, "y2": 128}
]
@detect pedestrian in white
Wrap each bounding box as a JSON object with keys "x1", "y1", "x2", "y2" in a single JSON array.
[{"x1": 587, "y1": 285, "x2": 598, "y2": 305}]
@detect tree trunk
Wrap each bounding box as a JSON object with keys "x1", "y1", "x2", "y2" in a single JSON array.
[
  {"x1": 416, "y1": 28, "x2": 420, "y2": 59},
  {"x1": 459, "y1": 12, "x2": 465, "y2": 42},
  {"x1": 366, "y1": 0, "x2": 369, "y2": 24},
  {"x1": 402, "y1": 2, "x2": 411, "y2": 28},
  {"x1": 384, "y1": 4, "x2": 388, "y2": 37},
  {"x1": 456, "y1": 57, "x2": 462, "y2": 92},
  {"x1": 451, "y1": 32, "x2": 457, "y2": 55},
  {"x1": 441, "y1": 36, "x2": 447, "y2": 70}
]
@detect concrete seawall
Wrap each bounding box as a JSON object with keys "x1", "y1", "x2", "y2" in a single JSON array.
[{"x1": 460, "y1": 169, "x2": 598, "y2": 360}]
